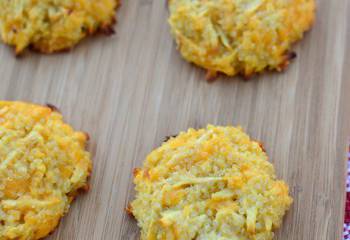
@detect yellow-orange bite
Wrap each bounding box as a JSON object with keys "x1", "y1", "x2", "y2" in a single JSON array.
[
  {"x1": 131, "y1": 125, "x2": 292, "y2": 240},
  {"x1": 168, "y1": 0, "x2": 315, "y2": 78},
  {"x1": 0, "y1": 101, "x2": 92, "y2": 240},
  {"x1": 0, "y1": 0, "x2": 119, "y2": 54}
]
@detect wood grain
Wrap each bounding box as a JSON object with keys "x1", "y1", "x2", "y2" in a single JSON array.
[{"x1": 0, "y1": 0, "x2": 349, "y2": 239}]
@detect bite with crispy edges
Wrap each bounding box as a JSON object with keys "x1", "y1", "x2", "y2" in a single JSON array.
[
  {"x1": 0, "y1": 0, "x2": 119, "y2": 54},
  {"x1": 168, "y1": 0, "x2": 315, "y2": 78},
  {"x1": 131, "y1": 125, "x2": 292, "y2": 240},
  {"x1": 0, "y1": 101, "x2": 92, "y2": 239}
]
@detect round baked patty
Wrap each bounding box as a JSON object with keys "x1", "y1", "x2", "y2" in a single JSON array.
[
  {"x1": 131, "y1": 125, "x2": 292, "y2": 240},
  {"x1": 0, "y1": 0, "x2": 119, "y2": 54},
  {"x1": 168, "y1": 0, "x2": 315, "y2": 78},
  {"x1": 0, "y1": 101, "x2": 92, "y2": 239}
]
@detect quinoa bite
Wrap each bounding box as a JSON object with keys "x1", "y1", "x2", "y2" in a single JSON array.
[
  {"x1": 0, "y1": 101, "x2": 92, "y2": 239},
  {"x1": 0, "y1": 0, "x2": 119, "y2": 54},
  {"x1": 168, "y1": 0, "x2": 315, "y2": 78},
  {"x1": 131, "y1": 125, "x2": 292, "y2": 240}
]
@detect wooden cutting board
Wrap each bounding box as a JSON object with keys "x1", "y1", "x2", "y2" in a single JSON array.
[{"x1": 0, "y1": 0, "x2": 349, "y2": 239}]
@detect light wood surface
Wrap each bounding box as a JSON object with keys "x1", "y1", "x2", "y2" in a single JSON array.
[{"x1": 0, "y1": 0, "x2": 349, "y2": 239}]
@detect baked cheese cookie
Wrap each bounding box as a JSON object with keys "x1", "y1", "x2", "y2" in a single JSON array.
[
  {"x1": 131, "y1": 125, "x2": 292, "y2": 240},
  {"x1": 0, "y1": 101, "x2": 92, "y2": 239}
]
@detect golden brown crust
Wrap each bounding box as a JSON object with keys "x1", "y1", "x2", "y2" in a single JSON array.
[
  {"x1": 205, "y1": 70, "x2": 219, "y2": 82},
  {"x1": 164, "y1": 134, "x2": 178, "y2": 142},
  {"x1": 133, "y1": 168, "x2": 141, "y2": 177},
  {"x1": 257, "y1": 141, "x2": 267, "y2": 153},
  {"x1": 83, "y1": 132, "x2": 91, "y2": 142},
  {"x1": 126, "y1": 204, "x2": 134, "y2": 217},
  {"x1": 46, "y1": 103, "x2": 61, "y2": 113}
]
